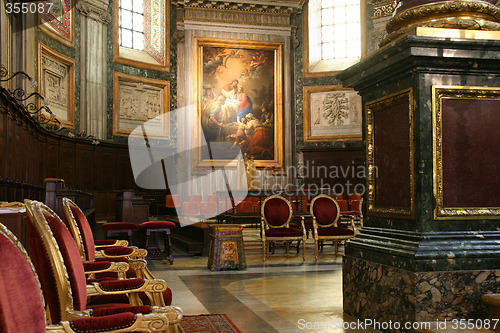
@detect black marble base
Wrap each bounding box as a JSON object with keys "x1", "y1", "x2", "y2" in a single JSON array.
[{"x1": 343, "y1": 256, "x2": 499, "y2": 332}]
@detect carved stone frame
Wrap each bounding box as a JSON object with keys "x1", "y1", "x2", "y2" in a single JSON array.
[
  {"x1": 37, "y1": 42, "x2": 75, "y2": 129},
  {"x1": 112, "y1": 72, "x2": 170, "y2": 138},
  {"x1": 303, "y1": 85, "x2": 362, "y2": 142}
]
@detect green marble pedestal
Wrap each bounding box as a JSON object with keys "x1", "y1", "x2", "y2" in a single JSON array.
[{"x1": 338, "y1": 31, "x2": 500, "y2": 329}]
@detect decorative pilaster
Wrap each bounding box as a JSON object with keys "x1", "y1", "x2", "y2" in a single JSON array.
[{"x1": 77, "y1": 0, "x2": 111, "y2": 139}]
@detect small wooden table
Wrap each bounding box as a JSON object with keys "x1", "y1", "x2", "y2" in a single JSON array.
[{"x1": 207, "y1": 224, "x2": 246, "y2": 271}]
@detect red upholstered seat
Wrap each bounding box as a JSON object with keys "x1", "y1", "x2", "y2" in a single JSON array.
[
  {"x1": 102, "y1": 246, "x2": 135, "y2": 256},
  {"x1": 261, "y1": 195, "x2": 307, "y2": 261},
  {"x1": 265, "y1": 227, "x2": 304, "y2": 237},
  {"x1": 139, "y1": 221, "x2": 177, "y2": 229},
  {"x1": 317, "y1": 226, "x2": 355, "y2": 237},
  {"x1": 101, "y1": 222, "x2": 138, "y2": 231},
  {"x1": 349, "y1": 193, "x2": 362, "y2": 202}
]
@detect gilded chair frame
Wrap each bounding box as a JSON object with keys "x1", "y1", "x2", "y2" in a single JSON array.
[
  {"x1": 0, "y1": 221, "x2": 177, "y2": 333},
  {"x1": 25, "y1": 200, "x2": 183, "y2": 332},
  {"x1": 310, "y1": 195, "x2": 356, "y2": 260},
  {"x1": 260, "y1": 195, "x2": 307, "y2": 261},
  {"x1": 63, "y1": 198, "x2": 148, "y2": 262}
]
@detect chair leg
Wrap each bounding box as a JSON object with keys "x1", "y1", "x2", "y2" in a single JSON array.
[
  {"x1": 262, "y1": 241, "x2": 266, "y2": 261},
  {"x1": 302, "y1": 239, "x2": 306, "y2": 261},
  {"x1": 164, "y1": 230, "x2": 174, "y2": 265},
  {"x1": 286, "y1": 241, "x2": 290, "y2": 257},
  {"x1": 315, "y1": 240, "x2": 319, "y2": 261},
  {"x1": 334, "y1": 241, "x2": 338, "y2": 257}
]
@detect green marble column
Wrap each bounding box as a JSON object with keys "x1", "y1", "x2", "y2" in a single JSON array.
[{"x1": 337, "y1": 2, "x2": 500, "y2": 327}]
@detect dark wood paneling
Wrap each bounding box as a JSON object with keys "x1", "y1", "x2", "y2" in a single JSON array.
[
  {"x1": 75, "y1": 143, "x2": 94, "y2": 190},
  {"x1": 301, "y1": 147, "x2": 364, "y2": 197},
  {"x1": 46, "y1": 137, "x2": 59, "y2": 178},
  {"x1": 60, "y1": 140, "x2": 76, "y2": 184}
]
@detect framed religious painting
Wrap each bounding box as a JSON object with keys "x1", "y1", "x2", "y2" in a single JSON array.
[
  {"x1": 112, "y1": 72, "x2": 170, "y2": 138},
  {"x1": 303, "y1": 85, "x2": 362, "y2": 142},
  {"x1": 38, "y1": 42, "x2": 75, "y2": 128},
  {"x1": 38, "y1": 0, "x2": 75, "y2": 48},
  {"x1": 193, "y1": 37, "x2": 283, "y2": 169}
]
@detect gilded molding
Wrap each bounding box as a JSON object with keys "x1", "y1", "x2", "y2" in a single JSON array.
[
  {"x1": 386, "y1": 0, "x2": 500, "y2": 34},
  {"x1": 173, "y1": 0, "x2": 305, "y2": 14},
  {"x1": 372, "y1": 2, "x2": 397, "y2": 18},
  {"x1": 365, "y1": 88, "x2": 415, "y2": 219},
  {"x1": 180, "y1": 6, "x2": 292, "y2": 27},
  {"x1": 432, "y1": 85, "x2": 500, "y2": 220}
]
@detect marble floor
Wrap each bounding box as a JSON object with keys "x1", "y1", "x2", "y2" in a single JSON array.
[{"x1": 146, "y1": 228, "x2": 381, "y2": 333}]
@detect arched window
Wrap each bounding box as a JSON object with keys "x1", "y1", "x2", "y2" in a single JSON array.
[
  {"x1": 304, "y1": 0, "x2": 365, "y2": 77},
  {"x1": 113, "y1": 0, "x2": 170, "y2": 71}
]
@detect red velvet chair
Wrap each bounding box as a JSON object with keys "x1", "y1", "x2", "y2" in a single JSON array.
[
  {"x1": 100, "y1": 221, "x2": 138, "y2": 244},
  {"x1": 310, "y1": 195, "x2": 356, "y2": 260},
  {"x1": 333, "y1": 193, "x2": 344, "y2": 201},
  {"x1": 24, "y1": 200, "x2": 183, "y2": 332},
  {"x1": 350, "y1": 198, "x2": 364, "y2": 227},
  {"x1": 261, "y1": 195, "x2": 306, "y2": 261},
  {"x1": 166, "y1": 194, "x2": 181, "y2": 209},
  {"x1": 0, "y1": 222, "x2": 177, "y2": 333}
]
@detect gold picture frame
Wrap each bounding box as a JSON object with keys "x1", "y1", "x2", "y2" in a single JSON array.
[
  {"x1": 37, "y1": 42, "x2": 75, "y2": 128},
  {"x1": 366, "y1": 88, "x2": 415, "y2": 218},
  {"x1": 303, "y1": 85, "x2": 362, "y2": 142},
  {"x1": 433, "y1": 85, "x2": 500, "y2": 219},
  {"x1": 112, "y1": 72, "x2": 170, "y2": 138},
  {"x1": 38, "y1": 0, "x2": 75, "y2": 48},
  {"x1": 193, "y1": 37, "x2": 283, "y2": 169}
]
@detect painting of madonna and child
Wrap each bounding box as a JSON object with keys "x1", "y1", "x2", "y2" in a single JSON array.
[{"x1": 199, "y1": 41, "x2": 282, "y2": 166}]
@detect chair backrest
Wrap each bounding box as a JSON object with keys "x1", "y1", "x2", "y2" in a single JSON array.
[
  {"x1": 62, "y1": 197, "x2": 96, "y2": 261},
  {"x1": 0, "y1": 223, "x2": 46, "y2": 332},
  {"x1": 310, "y1": 195, "x2": 340, "y2": 227},
  {"x1": 261, "y1": 195, "x2": 292, "y2": 228},
  {"x1": 337, "y1": 199, "x2": 349, "y2": 213},
  {"x1": 236, "y1": 200, "x2": 253, "y2": 213},
  {"x1": 349, "y1": 193, "x2": 362, "y2": 202},
  {"x1": 350, "y1": 200, "x2": 361, "y2": 213},
  {"x1": 166, "y1": 194, "x2": 181, "y2": 208},
  {"x1": 207, "y1": 194, "x2": 218, "y2": 203},
  {"x1": 25, "y1": 200, "x2": 87, "y2": 323},
  {"x1": 182, "y1": 201, "x2": 200, "y2": 217},
  {"x1": 199, "y1": 202, "x2": 217, "y2": 216},
  {"x1": 333, "y1": 193, "x2": 344, "y2": 201},
  {"x1": 187, "y1": 194, "x2": 203, "y2": 203}
]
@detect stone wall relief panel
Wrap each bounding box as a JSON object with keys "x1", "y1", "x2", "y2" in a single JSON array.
[
  {"x1": 303, "y1": 85, "x2": 362, "y2": 142},
  {"x1": 38, "y1": 42, "x2": 75, "y2": 128},
  {"x1": 113, "y1": 72, "x2": 170, "y2": 137}
]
